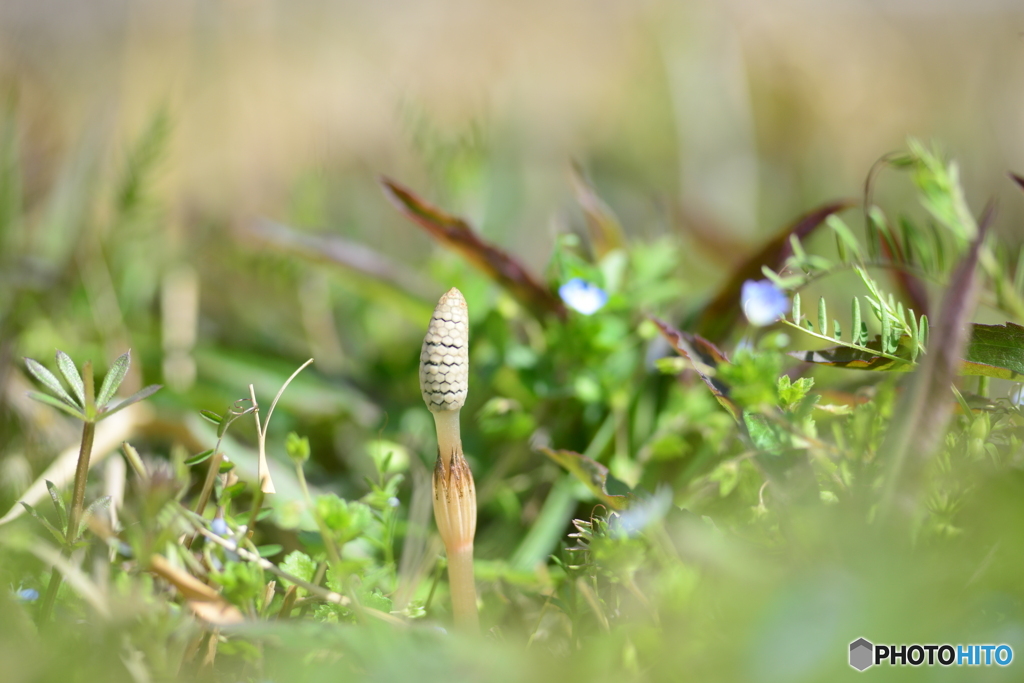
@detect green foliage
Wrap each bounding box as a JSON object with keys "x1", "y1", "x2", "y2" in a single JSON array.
[
  {"x1": 5, "y1": 97, "x2": 1024, "y2": 683},
  {"x1": 285, "y1": 432, "x2": 310, "y2": 465},
  {"x1": 24, "y1": 349, "x2": 161, "y2": 422}
]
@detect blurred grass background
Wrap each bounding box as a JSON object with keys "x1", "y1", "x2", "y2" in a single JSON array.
[{"x1": 4, "y1": 0, "x2": 1024, "y2": 240}]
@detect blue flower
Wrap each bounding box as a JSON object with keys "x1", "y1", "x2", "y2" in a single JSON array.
[
  {"x1": 211, "y1": 517, "x2": 229, "y2": 537},
  {"x1": 16, "y1": 588, "x2": 39, "y2": 602},
  {"x1": 609, "y1": 485, "x2": 673, "y2": 538},
  {"x1": 741, "y1": 279, "x2": 788, "y2": 327},
  {"x1": 559, "y1": 278, "x2": 608, "y2": 315}
]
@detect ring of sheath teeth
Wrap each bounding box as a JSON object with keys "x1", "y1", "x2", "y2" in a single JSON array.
[
  {"x1": 420, "y1": 288, "x2": 469, "y2": 412},
  {"x1": 433, "y1": 450, "x2": 477, "y2": 549}
]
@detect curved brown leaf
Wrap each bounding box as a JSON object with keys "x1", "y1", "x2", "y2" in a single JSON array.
[
  {"x1": 381, "y1": 177, "x2": 566, "y2": 320},
  {"x1": 1009, "y1": 171, "x2": 1024, "y2": 193},
  {"x1": 880, "y1": 201, "x2": 990, "y2": 520},
  {"x1": 651, "y1": 316, "x2": 740, "y2": 423},
  {"x1": 693, "y1": 199, "x2": 856, "y2": 341}
]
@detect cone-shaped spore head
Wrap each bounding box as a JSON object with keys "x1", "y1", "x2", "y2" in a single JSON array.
[{"x1": 420, "y1": 288, "x2": 469, "y2": 412}]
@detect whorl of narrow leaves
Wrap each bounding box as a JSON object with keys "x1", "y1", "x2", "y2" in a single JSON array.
[
  {"x1": 420, "y1": 288, "x2": 470, "y2": 412},
  {"x1": 24, "y1": 350, "x2": 160, "y2": 423}
]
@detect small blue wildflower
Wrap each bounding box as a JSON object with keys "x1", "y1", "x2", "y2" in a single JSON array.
[
  {"x1": 741, "y1": 279, "x2": 788, "y2": 327},
  {"x1": 16, "y1": 588, "x2": 39, "y2": 602},
  {"x1": 610, "y1": 485, "x2": 673, "y2": 538},
  {"x1": 559, "y1": 278, "x2": 608, "y2": 315},
  {"x1": 387, "y1": 496, "x2": 400, "y2": 508},
  {"x1": 211, "y1": 517, "x2": 229, "y2": 537}
]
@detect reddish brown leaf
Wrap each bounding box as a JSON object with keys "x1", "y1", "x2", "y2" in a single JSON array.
[
  {"x1": 1009, "y1": 171, "x2": 1024, "y2": 193},
  {"x1": 879, "y1": 200, "x2": 991, "y2": 520},
  {"x1": 693, "y1": 199, "x2": 856, "y2": 341},
  {"x1": 652, "y1": 316, "x2": 741, "y2": 423},
  {"x1": 381, "y1": 177, "x2": 567, "y2": 320}
]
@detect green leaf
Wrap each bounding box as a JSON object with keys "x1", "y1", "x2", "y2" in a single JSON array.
[
  {"x1": 356, "y1": 587, "x2": 393, "y2": 614},
  {"x1": 216, "y1": 411, "x2": 238, "y2": 438},
  {"x1": 24, "y1": 358, "x2": 78, "y2": 409},
  {"x1": 539, "y1": 447, "x2": 629, "y2": 510},
  {"x1": 279, "y1": 550, "x2": 316, "y2": 596},
  {"x1": 827, "y1": 214, "x2": 862, "y2": 262},
  {"x1": 199, "y1": 409, "x2": 222, "y2": 425},
  {"x1": 45, "y1": 481, "x2": 67, "y2": 532},
  {"x1": 220, "y1": 481, "x2": 247, "y2": 502},
  {"x1": 257, "y1": 544, "x2": 283, "y2": 558},
  {"x1": 185, "y1": 449, "x2": 216, "y2": 466},
  {"x1": 818, "y1": 297, "x2": 827, "y2": 336},
  {"x1": 20, "y1": 503, "x2": 67, "y2": 545},
  {"x1": 962, "y1": 323, "x2": 1024, "y2": 380},
  {"x1": 316, "y1": 495, "x2": 372, "y2": 543},
  {"x1": 96, "y1": 350, "x2": 131, "y2": 407},
  {"x1": 99, "y1": 384, "x2": 161, "y2": 419},
  {"x1": 55, "y1": 350, "x2": 85, "y2": 406},
  {"x1": 792, "y1": 292, "x2": 802, "y2": 325},
  {"x1": 852, "y1": 298, "x2": 862, "y2": 345},
  {"x1": 26, "y1": 391, "x2": 86, "y2": 420},
  {"x1": 286, "y1": 432, "x2": 310, "y2": 464},
  {"x1": 743, "y1": 412, "x2": 786, "y2": 452}
]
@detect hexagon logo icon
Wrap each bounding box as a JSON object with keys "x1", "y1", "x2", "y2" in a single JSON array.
[{"x1": 850, "y1": 638, "x2": 874, "y2": 671}]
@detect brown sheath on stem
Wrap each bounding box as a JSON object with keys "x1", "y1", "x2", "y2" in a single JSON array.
[{"x1": 420, "y1": 288, "x2": 479, "y2": 631}]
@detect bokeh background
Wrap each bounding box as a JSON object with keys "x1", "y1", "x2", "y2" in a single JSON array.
[
  {"x1": 4, "y1": 0, "x2": 1024, "y2": 243},
  {"x1": 2, "y1": 3, "x2": 1024, "y2": 681}
]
